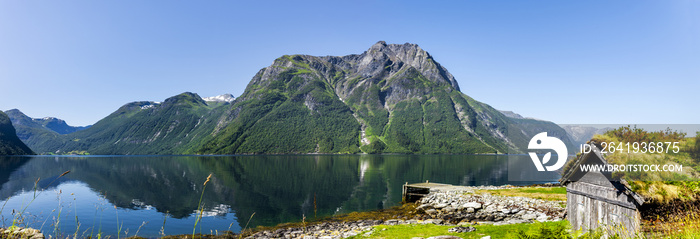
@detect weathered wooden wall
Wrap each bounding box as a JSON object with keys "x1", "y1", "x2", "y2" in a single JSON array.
[{"x1": 567, "y1": 181, "x2": 640, "y2": 237}]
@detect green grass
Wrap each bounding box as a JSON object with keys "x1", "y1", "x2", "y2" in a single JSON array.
[
  {"x1": 292, "y1": 68, "x2": 313, "y2": 75},
  {"x1": 348, "y1": 221, "x2": 572, "y2": 239},
  {"x1": 475, "y1": 187, "x2": 567, "y2": 201}
]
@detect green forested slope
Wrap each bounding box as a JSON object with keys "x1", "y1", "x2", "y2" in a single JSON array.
[
  {"x1": 0, "y1": 111, "x2": 34, "y2": 155},
  {"x1": 9, "y1": 93, "x2": 230, "y2": 155}
]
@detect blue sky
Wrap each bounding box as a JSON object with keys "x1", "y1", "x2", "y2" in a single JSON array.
[{"x1": 1, "y1": 0, "x2": 698, "y2": 126}]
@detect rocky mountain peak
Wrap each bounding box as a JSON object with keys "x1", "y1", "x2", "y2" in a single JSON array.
[
  {"x1": 370, "y1": 40, "x2": 388, "y2": 50},
  {"x1": 242, "y1": 42, "x2": 462, "y2": 107},
  {"x1": 363, "y1": 41, "x2": 426, "y2": 65},
  {"x1": 357, "y1": 42, "x2": 460, "y2": 92}
]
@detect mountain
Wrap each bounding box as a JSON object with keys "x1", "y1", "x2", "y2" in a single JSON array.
[
  {"x1": 499, "y1": 110, "x2": 525, "y2": 119},
  {"x1": 198, "y1": 41, "x2": 574, "y2": 154},
  {"x1": 14, "y1": 42, "x2": 573, "y2": 155},
  {"x1": 4, "y1": 109, "x2": 88, "y2": 154},
  {"x1": 37, "y1": 117, "x2": 90, "y2": 134},
  {"x1": 561, "y1": 125, "x2": 612, "y2": 146},
  {"x1": 30, "y1": 92, "x2": 232, "y2": 155},
  {"x1": 4, "y1": 109, "x2": 90, "y2": 135},
  {"x1": 500, "y1": 110, "x2": 579, "y2": 153},
  {"x1": 0, "y1": 111, "x2": 34, "y2": 155}
]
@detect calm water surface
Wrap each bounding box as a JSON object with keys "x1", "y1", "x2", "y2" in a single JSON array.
[{"x1": 0, "y1": 155, "x2": 549, "y2": 237}]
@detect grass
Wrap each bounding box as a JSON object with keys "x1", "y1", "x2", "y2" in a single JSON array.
[
  {"x1": 643, "y1": 203, "x2": 700, "y2": 238},
  {"x1": 0, "y1": 171, "x2": 72, "y2": 238},
  {"x1": 193, "y1": 173, "x2": 213, "y2": 238},
  {"x1": 347, "y1": 221, "x2": 572, "y2": 239},
  {"x1": 660, "y1": 217, "x2": 700, "y2": 239},
  {"x1": 632, "y1": 181, "x2": 700, "y2": 203},
  {"x1": 646, "y1": 216, "x2": 700, "y2": 238},
  {"x1": 345, "y1": 219, "x2": 700, "y2": 239},
  {"x1": 475, "y1": 187, "x2": 567, "y2": 201}
]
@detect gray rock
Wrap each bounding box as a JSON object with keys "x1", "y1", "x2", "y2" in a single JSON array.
[
  {"x1": 385, "y1": 219, "x2": 400, "y2": 225},
  {"x1": 345, "y1": 232, "x2": 358, "y2": 237},
  {"x1": 448, "y1": 226, "x2": 476, "y2": 233},
  {"x1": 521, "y1": 213, "x2": 537, "y2": 220},
  {"x1": 423, "y1": 218, "x2": 443, "y2": 225},
  {"x1": 464, "y1": 202, "x2": 482, "y2": 209},
  {"x1": 416, "y1": 204, "x2": 430, "y2": 210},
  {"x1": 484, "y1": 205, "x2": 497, "y2": 213}
]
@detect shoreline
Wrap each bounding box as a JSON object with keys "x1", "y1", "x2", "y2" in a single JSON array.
[
  {"x1": 226, "y1": 184, "x2": 567, "y2": 239},
  {"x1": 1, "y1": 184, "x2": 566, "y2": 239}
]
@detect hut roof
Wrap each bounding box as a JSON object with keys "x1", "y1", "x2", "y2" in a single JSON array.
[{"x1": 560, "y1": 142, "x2": 645, "y2": 206}]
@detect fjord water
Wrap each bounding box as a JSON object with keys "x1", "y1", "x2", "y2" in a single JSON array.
[{"x1": 0, "y1": 155, "x2": 538, "y2": 237}]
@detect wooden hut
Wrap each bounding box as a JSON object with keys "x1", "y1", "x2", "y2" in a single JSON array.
[{"x1": 560, "y1": 143, "x2": 645, "y2": 237}]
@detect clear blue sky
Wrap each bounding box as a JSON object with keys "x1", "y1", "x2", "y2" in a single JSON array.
[{"x1": 1, "y1": 0, "x2": 698, "y2": 126}]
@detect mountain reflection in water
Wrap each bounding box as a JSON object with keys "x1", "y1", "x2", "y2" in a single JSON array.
[{"x1": 0, "y1": 154, "x2": 526, "y2": 237}]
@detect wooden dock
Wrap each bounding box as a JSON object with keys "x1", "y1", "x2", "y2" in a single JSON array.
[{"x1": 402, "y1": 181, "x2": 466, "y2": 203}]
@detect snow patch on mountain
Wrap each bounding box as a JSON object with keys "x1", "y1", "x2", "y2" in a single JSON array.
[
  {"x1": 203, "y1": 94, "x2": 235, "y2": 103},
  {"x1": 140, "y1": 102, "x2": 161, "y2": 110}
]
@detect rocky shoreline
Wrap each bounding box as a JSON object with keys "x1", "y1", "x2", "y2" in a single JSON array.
[
  {"x1": 244, "y1": 185, "x2": 566, "y2": 239},
  {"x1": 414, "y1": 185, "x2": 565, "y2": 225}
]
